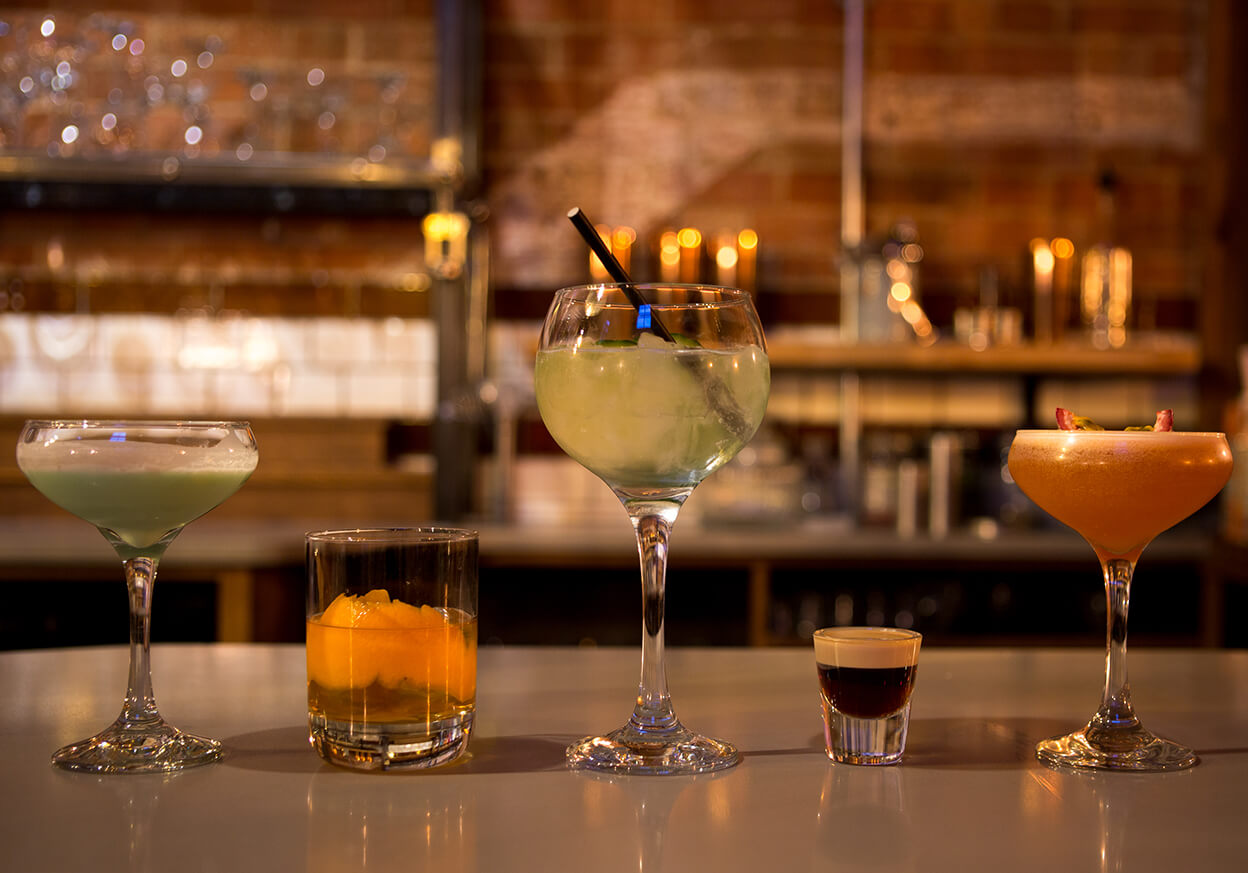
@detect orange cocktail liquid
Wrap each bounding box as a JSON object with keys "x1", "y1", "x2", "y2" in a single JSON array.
[
  {"x1": 306, "y1": 594, "x2": 477, "y2": 726},
  {"x1": 1007, "y1": 431, "x2": 1233, "y2": 560}
]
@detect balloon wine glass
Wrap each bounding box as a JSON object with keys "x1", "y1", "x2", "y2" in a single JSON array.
[{"x1": 535, "y1": 278, "x2": 770, "y2": 775}]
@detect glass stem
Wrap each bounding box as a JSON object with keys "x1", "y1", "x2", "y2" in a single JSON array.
[
  {"x1": 628, "y1": 503, "x2": 683, "y2": 736},
  {"x1": 1089, "y1": 557, "x2": 1141, "y2": 739},
  {"x1": 119, "y1": 556, "x2": 163, "y2": 726}
]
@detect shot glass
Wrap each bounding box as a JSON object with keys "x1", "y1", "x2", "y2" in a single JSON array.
[
  {"x1": 814, "y1": 627, "x2": 921, "y2": 765},
  {"x1": 306, "y1": 528, "x2": 478, "y2": 771}
]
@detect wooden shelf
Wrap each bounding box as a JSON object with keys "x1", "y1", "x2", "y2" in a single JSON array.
[
  {"x1": 0, "y1": 151, "x2": 439, "y2": 189},
  {"x1": 767, "y1": 335, "x2": 1201, "y2": 376},
  {"x1": 0, "y1": 154, "x2": 439, "y2": 216}
]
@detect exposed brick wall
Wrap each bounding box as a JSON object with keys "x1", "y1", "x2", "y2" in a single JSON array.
[
  {"x1": 483, "y1": 0, "x2": 1215, "y2": 331},
  {"x1": 0, "y1": 0, "x2": 1225, "y2": 337},
  {"x1": 0, "y1": 211, "x2": 431, "y2": 318}
]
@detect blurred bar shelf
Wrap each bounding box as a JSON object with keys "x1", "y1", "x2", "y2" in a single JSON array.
[
  {"x1": 0, "y1": 152, "x2": 439, "y2": 216},
  {"x1": 0, "y1": 152, "x2": 439, "y2": 188},
  {"x1": 0, "y1": 515, "x2": 1225, "y2": 649},
  {"x1": 767, "y1": 335, "x2": 1201, "y2": 376}
]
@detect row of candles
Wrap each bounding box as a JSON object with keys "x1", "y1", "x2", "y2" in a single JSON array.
[
  {"x1": 588, "y1": 225, "x2": 759, "y2": 291},
  {"x1": 583, "y1": 227, "x2": 1125, "y2": 350},
  {"x1": 1030, "y1": 236, "x2": 1132, "y2": 349}
]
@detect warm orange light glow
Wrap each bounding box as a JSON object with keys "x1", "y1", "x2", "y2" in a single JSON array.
[
  {"x1": 1032, "y1": 239, "x2": 1055, "y2": 273},
  {"x1": 1108, "y1": 247, "x2": 1132, "y2": 344},
  {"x1": 736, "y1": 229, "x2": 758, "y2": 291},
  {"x1": 589, "y1": 224, "x2": 612, "y2": 280},
  {"x1": 610, "y1": 225, "x2": 635, "y2": 275},
  {"x1": 678, "y1": 227, "x2": 701, "y2": 282},
  {"x1": 1081, "y1": 248, "x2": 1106, "y2": 323},
  {"x1": 659, "y1": 230, "x2": 680, "y2": 281},
  {"x1": 611, "y1": 226, "x2": 637, "y2": 249},
  {"x1": 713, "y1": 231, "x2": 739, "y2": 286},
  {"x1": 422, "y1": 211, "x2": 469, "y2": 277},
  {"x1": 890, "y1": 281, "x2": 912, "y2": 302},
  {"x1": 1052, "y1": 237, "x2": 1074, "y2": 259}
]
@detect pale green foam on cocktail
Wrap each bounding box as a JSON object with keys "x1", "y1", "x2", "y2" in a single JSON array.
[
  {"x1": 534, "y1": 340, "x2": 770, "y2": 490},
  {"x1": 18, "y1": 431, "x2": 257, "y2": 550}
]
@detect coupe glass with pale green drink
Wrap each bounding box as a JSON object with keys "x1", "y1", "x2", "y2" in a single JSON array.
[
  {"x1": 17, "y1": 420, "x2": 258, "y2": 773},
  {"x1": 535, "y1": 282, "x2": 770, "y2": 774}
]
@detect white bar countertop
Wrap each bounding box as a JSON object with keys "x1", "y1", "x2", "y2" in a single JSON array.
[{"x1": 2, "y1": 644, "x2": 1246, "y2": 872}]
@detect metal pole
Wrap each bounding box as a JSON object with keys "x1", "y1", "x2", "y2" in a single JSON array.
[
  {"x1": 839, "y1": 0, "x2": 866, "y2": 521},
  {"x1": 431, "y1": 0, "x2": 484, "y2": 521}
]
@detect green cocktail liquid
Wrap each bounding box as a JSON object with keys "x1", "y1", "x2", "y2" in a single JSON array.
[
  {"x1": 23, "y1": 468, "x2": 253, "y2": 554},
  {"x1": 535, "y1": 340, "x2": 770, "y2": 491}
]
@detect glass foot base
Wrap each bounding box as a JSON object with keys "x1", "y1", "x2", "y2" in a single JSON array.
[
  {"x1": 566, "y1": 724, "x2": 740, "y2": 776},
  {"x1": 309, "y1": 711, "x2": 474, "y2": 771},
  {"x1": 1036, "y1": 727, "x2": 1198, "y2": 772},
  {"x1": 53, "y1": 719, "x2": 222, "y2": 774}
]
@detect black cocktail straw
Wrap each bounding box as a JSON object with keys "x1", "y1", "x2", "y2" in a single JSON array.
[{"x1": 567, "y1": 207, "x2": 677, "y2": 343}]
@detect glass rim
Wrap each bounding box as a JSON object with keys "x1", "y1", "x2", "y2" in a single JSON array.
[
  {"x1": 22, "y1": 419, "x2": 253, "y2": 429},
  {"x1": 552, "y1": 282, "x2": 755, "y2": 307},
  {"x1": 1013, "y1": 429, "x2": 1227, "y2": 438},
  {"x1": 306, "y1": 527, "x2": 479, "y2": 545},
  {"x1": 812, "y1": 626, "x2": 922, "y2": 645}
]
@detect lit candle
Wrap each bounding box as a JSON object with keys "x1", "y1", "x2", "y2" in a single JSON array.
[
  {"x1": 1031, "y1": 238, "x2": 1054, "y2": 343},
  {"x1": 1081, "y1": 246, "x2": 1110, "y2": 348},
  {"x1": 1108, "y1": 246, "x2": 1132, "y2": 348},
  {"x1": 589, "y1": 223, "x2": 612, "y2": 281},
  {"x1": 1051, "y1": 237, "x2": 1074, "y2": 340},
  {"x1": 678, "y1": 227, "x2": 701, "y2": 284},
  {"x1": 736, "y1": 228, "x2": 758, "y2": 292},
  {"x1": 714, "y1": 232, "x2": 738, "y2": 287},
  {"x1": 659, "y1": 231, "x2": 680, "y2": 282},
  {"x1": 611, "y1": 226, "x2": 636, "y2": 277}
]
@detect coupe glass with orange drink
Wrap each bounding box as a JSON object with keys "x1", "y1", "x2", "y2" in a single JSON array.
[{"x1": 1007, "y1": 410, "x2": 1232, "y2": 770}]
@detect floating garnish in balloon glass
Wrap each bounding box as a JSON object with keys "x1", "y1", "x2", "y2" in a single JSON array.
[
  {"x1": 1007, "y1": 408, "x2": 1232, "y2": 771},
  {"x1": 533, "y1": 209, "x2": 770, "y2": 774},
  {"x1": 16, "y1": 420, "x2": 259, "y2": 773}
]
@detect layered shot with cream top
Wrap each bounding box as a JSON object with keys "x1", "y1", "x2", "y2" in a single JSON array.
[{"x1": 814, "y1": 627, "x2": 921, "y2": 722}]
